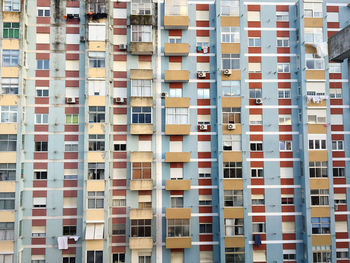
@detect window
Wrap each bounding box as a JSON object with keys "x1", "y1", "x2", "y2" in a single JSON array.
[
  {"x1": 63, "y1": 257, "x2": 76, "y2": 263},
  {"x1": 311, "y1": 189, "x2": 329, "y2": 206},
  {"x1": 222, "y1": 81, "x2": 240, "y2": 97},
  {"x1": 169, "y1": 36, "x2": 181, "y2": 43},
  {"x1": 306, "y1": 54, "x2": 324, "y2": 70},
  {"x1": 169, "y1": 88, "x2": 182, "y2": 97},
  {"x1": 63, "y1": 225, "x2": 76, "y2": 235},
  {"x1": 252, "y1": 194, "x2": 265, "y2": 205},
  {"x1": 250, "y1": 142, "x2": 263, "y2": 151},
  {"x1": 278, "y1": 89, "x2": 291, "y2": 99},
  {"x1": 3, "y1": 50, "x2": 19, "y2": 67},
  {"x1": 66, "y1": 114, "x2": 78, "y2": 124},
  {"x1": 89, "y1": 52, "x2": 105, "y2": 68},
  {"x1": 167, "y1": 219, "x2": 190, "y2": 237},
  {"x1": 224, "y1": 190, "x2": 243, "y2": 207},
  {"x1": 304, "y1": 29, "x2": 323, "y2": 43},
  {"x1": 252, "y1": 222, "x2": 265, "y2": 233},
  {"x1": 313, "y1": 251, "x2": 331, "y2": 262},
  {"x1": 132, "y1": 162, "x2": 151, "y2": 179},
  {"x1": 131, "y1": 0, "x2": 152, "y2": 15},
  {"x1": 222, "y1": 54, "x2": 240, "y2": 69},
  {"x1": 89, "y1": 106, "x2": 105, "y2": 123},
  {"x1": 223, "y1": 135, "x2": 241, "y2": 151},
  {"x1": 138, "y1": 255, "x2": 151, "y2": 263},
  {"x1": 249, "y1": 115, "x2": 262, "y2": 125},
  {"x1": 331, "y1": 114, "x2": 343, "y2": 125},
  {"x1": 166, "y1": 108, "x2": 189, "y2": 124},
  {"x1": 36, "y1": 59, "x2": 49, "y2": 70},
  {"x1": 327, "y1": 12, "x2": 339, "y2": 22},
  {"x1": 310, "y1": 162, "x2": 328, "y2": 178},
  {"x1": 312, "y1": 217, "x2": 330, "y2": 234},
  {"x1": 114, "y1": 143, "x2": 126, "y2": 151},
  {"x1": 248, "y1": 37, "x2": 261, "y2": 47},
  {"x1": 0, "y1": 255, "x2": 13, "y2": 263},
  {"x1": 88, "y1": 163, "x2": 104, "y2": 180},
  {"x1": 131, "y1": 80, "x2": 152, "y2": 97},
  {"x1": 36, "y1": 88, "x2": 49, "y2": 97},
  {"x1": 329, "y1": 88, "x2": 342, "y2": 99},
  {"x1": 277, "y1": 63, "x2": 290, "y2": 73},
  {"x1": 33, "y1": 197, "x2": 46, "y2": 208},
  {"x1": 223, "y1": 162, "x2": 242, "y2": 178},
  {"x1": 88, "y1": 135, "x2": 105, "y2": 151},
  {"x1": 283, "y1": 252, "x2": 296, "y2": 261},
  {"x1": 333, "y1": 167, "x2": 345, "y2": 177},
  {"x1": 170, "y1": 196, "x2": 183, "y2": 208},
  {"x1": 221, "y1": 27, "x2": 240, "y2": 43},
  {"x1": 131, "y1": 25, "x2": 152, "y2": 42},
  {"x1": 87, "y1": 251, "x2": 103, "y2": 263},
  {"x1": 131, "y1": 107, "x2": 152, "y2": 124},
  {"x1": 281, "y1": 195, "x2": 294, "y2": 205},
  {"x1": 3, "y1": 22, "x2": 19, "y2": 39},
  {"x1": 88, "y1": 0, "x2": 106, "y2": 13},
  {"x1": 0, "y1": 192, "x2": 15, "y2": 209},
  {"x1": 251, "y1": 168, "x2": 263, "y2": 178},
  {"x1": 0, "y1": 163, "x2": 16, "y2": 181},
  {"x1": 35, "y1": 114, "x2": 48, "y2": 124},
  {"x1": 336, "y1": 250, "x2": 348, "y2": 260},
  {"x1": 329, "y1": 63, "x2": 341, "y2": 73},
  {"x1": 88, "y1": 191, "x2": 104, "y2": 209},
  {"x1": 0, "y1": 222, "x2": 14, "y2": 240},
  {"x1": 199, "y1": 223, "x2": 212, "y2": 234},
  {"x1": 35, "y1": 141, "x2": 48, "y2": 152},
  {"x1": 200, "y1": 251, "x2": 213, "y2": 263},
  {"x1": 332, "y1": 140, "x2": 344, "y2": 151},
  {"x1": 0, "y1": 135, "x2": 16, "y2": 151},
  {"x1": 113, "y1": 253, "x2": 125, "y2": 263},
  {"x1": 309, "y1": 139, "x2": 326, "y2": 150},
  {"x1": 220, "y1": 0, "x2": 239, "y2": 16},
  {"x1": 131, "y1": 219, "x2": 151, "y2": 237},
  {"x1": 225, "y1": 248, "x2": 244, "y2": 262},
  {"x1": 34, "y1": 170, "x2": 47, "y2": 180},
  {"x1": 225, "y1": 219, "x2": 243, "y2": 236},
  {"x1": 112, "y1": 196, "x2": 126, "y2": 207},
  {"x1": 308, "y1": 110, "x2": 326, "y2": 124},
  {"x1": 277, "y1": 37, "x2": 289, "y2": 47},
  {"x1": 164, "y1": 0, "x2": 187, "y2": 16},
  {"x1": 2, "y1": 78, "x2": 18, "y2": 94},
  {"x1": 32, "y1": 260, "x2": 45, "y2": 263},
  {"x1": 3, "y1": 0, "x2": 20, "y2": 11},
  {"x1": 222, "y1": 108, "x2": 240, "y2": 124},
  {"x1": 198, "y1": 168, "x2": 211, "y2": 178},
  {"x1": 38, "y1": 8, "x2": 50, "y2": 16},
  {"x1": 279, "y1": 115, "x2": 291, "y2": 125},
  {"x1": 249, "y1": 89, "x2": 262, "y2": 99},
  {"x1": 198, "y1": 89, "x2": 210, "y2": 99},
  {"x1": 304, "y1": 2, "x2": 322, "y2": 18},
  {"x1": 280, "y1": 141, "x2": 292, "y2": 151},
  {"x1": 199, "y1": 195, "x2": 212, "y2": 206},
  {"x1": 112, "y1": 224, "x2": 126, "y2": 235},
  {"x1": 276, "y1": 11, "x2": 289, "y2": 21},
  {"x1": 1, "y1": 106, "x2": 17, "y2": 123}
]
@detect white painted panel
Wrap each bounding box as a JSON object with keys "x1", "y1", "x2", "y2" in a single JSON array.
[
  {"x1": 171, "y1": 252, "x2": 184, "y2": 263},
  {"x1": 170, "y1": 168, "x2": 183, "y2": 179},
  {"x1": 114, "y1": 88, "x2": 127, "y2": 98},
  {"x1": 94, "y1": 223, "x2": 104, "y2": 239},
  {"x1": 197, "y1": 63, "x2": 210, "y2": 72},
  {"x1": 66, "y1": 87, "x2": 79, "y2": 98},
  {"x1": 88, "y1": 25, "x2": 106, "y2": 41},
  {"x1": 66, "y1": 60, "x2": 80, "y2": 71},
  {"x1": 114, "y1": 115, "x2": 127, "y2": 125},
  {"x1": 113, "y1": 8, "x2": 127, "y2": 18},
  {"x1": 198, "y1": 141, "x2": 211, "y2": 152},
  {"x1": 253, "y1": 250, "x2": 266, "y2": 262},
  {"x1": 85, "y1": 224, "x2": 95, "y2": 240},
  {"x1": 36, "y1": 34, "x2": 50, "y2": 44},
  {"x1": 113, "y1": 168, "x2": 127, "y2": 179},
  {"x1": 88, "y1": 81, "x2": 106, "y2": 96},
  {"x1": 335, "y1": 221, "x2": 347, "y2": 232},
  {"x1": 63, "y1": 197, "x2": 77, "y2": 208},
  {"x1": 139, "y1": 140, "x2": 152, "y2": 151},
  {"x1": 196, "y1": 11, "x2": 209, "y2": 21},
  {"x1": 248, "y1": 11, "x2": 260, "y2": 21},
  {"x1": 280, "y1": 167, "x2": 293, "y2": 178},
  {"x1": 282, "y1": 222, "x2": 295, "y2": 233},
  {"x1": 170, "y1": 141, "x2": 182, "y2": 152},
  {"x1": 66, "y1": 34, "x2": 80, "y2": 44}
]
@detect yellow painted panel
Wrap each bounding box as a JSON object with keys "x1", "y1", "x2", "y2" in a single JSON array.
[
  {"x1": 88, "y1": 41, "x2": 106, "y2": 51},
  {"x1": 304, "y1": 18, "x2": 323, "y2": 28},
  {"x1": 88, "y1": 96, "x2": 106, "y2": 106},
  {"x1": 165, "y1": 125, "x2": 190, "y2": 135},
  {"x1": 0, "y1": 241, "x2": 14, "y2": 252},
  {"x1": 165, "y1": 97, "x2": 190, "y2": 108},
  {"x1": 309, "y1": 150, "x2": 328, "y2": 161},
  {"x1": 165, "y1": 152, "x2": 190, "y2": 162},
  {"x1": 307, "y1": 100, "x2": 326, "y2": 107},
  {"x1": 2, "y1": 39, "x2": 19, "y2": 50},
  {"x1": 0, "y1": 152, "x2": 16, "y2": 163},
  {"x1": 87, "y1": 180, "x2": 105, "y2": 191},
  {"x1": 165, "y1": 180, "x2": 191, "y2": 191},
  {"x1": 86, "y1": 209, "x2": 104, "y2": 222},
  {"x1": 223, "y1": 179, "x2": 243, "y2": 190},
  {"x1": 130, "y1": 97, "x2": 153, "y2": 107},
  {"x1": 0, "y1": 123, "x2": 17, "y2": 134},
  {"x1": 88, "y1": 123, "x2": 105, "y2": 134},
  {"x1": 130, "y1": 152, "x2": 153, "y2": 162},
  {"x1": 130, "y1": 209, "x2": 153, "y2": 220},
  {"x1": 129, "y1": 237, "x2": 153, "y2": 250},
  {"x1": 221, "y1": 70, "x2": 241, "y2": 80},
  {"x1": 166, "y1": 208, "x2": 191, "y2": 219},
  {"x1": 2, "y1": 13, "x2": 20, "y2": 22},
  {"x1": 130, "y1": 42, "x2": 153, "y2": 55},
  {"x1": 88, "y1": 68, "x2": 106, "y2": 78},
  {"x1": 86, "y1": 240, "x2": 104, "y2": 250},
  {"x1": 311, "y1": 207, "x2": 330, "y2": 217},
  {"x1": 130, "y1": 124, "x2": 154, "y2": 135},
  {"x1": 164, "y1": 43, "x2": 189, "y2": 56},
  {"x1": 223, "y1": 152, "x2": 242, "y2": 162},
  {"x1": 164, "y1": 16, "x2": 189, "y2": 29},
  {"x1": 222, "y1": 97, "x2": 241, "y2": 107},
  {"x1": 130, "y1": 69, "x2": 153, "y2": 80},
  {"x1": 130, "y1": 179, "x2": 153, "y2": 191},
  {"x1": 1, "y1": 67, "x2": 18, "y2": 78},
  {"x1": 164, "y1": 70, "x2": 189, "y2": 82},
  {"x1": 87, "y1": 152, "x2": 105, "y2": 162},
  {"x1": 225, "y1": 237, "x2": 245, "y2": 248},
  {"x1": 306, "y1": 70, "x2": 325, "y2": 80},
  {"x1": 221, "y1": 43, "x2": 240, "y2": 54},
  {"x1": 0, "y1": 211, "x2": 14, "y2": 222},
  {"x1": 309, "y1": 178, "x2": 329, "y2": 189},
  {"x1": 0, "y1": 95, "x2": 18, "y2": 106},
  {"x1": 166, "y1": 237, "x2": 191, "y2": 248},
  {"x1": 312, "y1": 235, "x2": 331, "y2": 246},
  {"x1": 222, "y1": 124, "x2": 242, "y2": 135},
  {"x1": 0, "y1": 181, "x2": 16, "y2": 192},
  {"x1": 308, "y1": 124, "x2": 327, "y2": 134},
  {"x1": 221, "y1": 16, "x2": 240, "y2": 27},
  {"x1": 224, "y1": 208, "x2": 244, "y2": 218}
]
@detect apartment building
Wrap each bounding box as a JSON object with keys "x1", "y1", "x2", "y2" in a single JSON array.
[{"x1": 0, "y1": 0, "x2": 349, "y2": 262}]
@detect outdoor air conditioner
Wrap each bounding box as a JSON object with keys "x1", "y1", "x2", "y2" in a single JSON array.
[
  {"x1": 255, "y1": 98, "x2": 263, "y2": 104},
  {"x1": 198, "y1": 72, "x2": 206, "y2": 79},
  {"x1": 161, "y1": 92, "x2": 168, "y2": 98},
  {"x1": 223, "y1": 69, "x2": 232, "y2": 76},
  {"x1": 199, "y1": 124, "x2": 208, "y2": 131},
  {"x1": 119, "y1": 44, "x2": 127, "y2": 50},
  {"x1": 115, "y1": 97, "x2": 125, "y2": 103},
  {"x1": 227, "y1": 124, "x2": 236, "y2": 130},
  {"x1": 67, "y1": 97, "x2": 76, "y2": 104}
]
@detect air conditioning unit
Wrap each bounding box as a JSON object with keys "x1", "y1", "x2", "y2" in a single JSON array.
[
  {"x1": 67, "y1": 97, "x2": 76, "y2": 104},
  {"x1": 115, "y1": 97, "x2": 126, "y2": 103},
  {"x1": 198, "y1": 72, "x2": 206, "y2": 79},
  {"x1": 255, "y1": 98, "x2": 263, "y2": 104},
  {"x1": 73, "y1": 14, "x2": 80, "y2": 19},
  {"x1": 227, "y1": 124, "x2": 236, "y2": 130},
  {"x1": 199, "y1": 124, "x2": 208, "y2": 131},
  {"x1": 80, "y1": 36, "x2": 85, "y2": 42},
  {"x1": 119, "y1": 44, "x2": 127, "y2": 50},
  {"x1": 223, "y1": 69, "x2": 232, "y2": 76},
  {"x1": 161, "y1": 92, "x2": 168, "y2": 98}
]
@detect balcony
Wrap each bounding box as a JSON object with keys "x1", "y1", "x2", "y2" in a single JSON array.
[
  {"x1": 130, "y1": 69, "x2": 153, "y2": 80},
  {"x1": 130, "y1": 42, "x2": 153, "y2": 55},
  {"x1": 164, "y1": 43, "x2": 189, "y2": 56},
  {"x1": 164, "y1": 97, "x2": 189, "y2": 107},
  {"x1": 130, "y1": 208, "x2": 153, "y2": 219},
  {"x1": 165, "y1": 180, "x2": 191, "y2": 191},
  {"x1": 165, "y1": 152, "x2": 190, "y2": 162},
  {"x1": 224, "y1": 237, "x2": 245, "y2": 248},
  {"x1": 166, "y1": 237, "x2": 192, "y2": 248},
  {"x1": 165, "y1": 125, "x2": 190, "y2": 135},
  {"x1": 130, "y1": 124, "x2": 154, "y2": 135},
  {"x1": 166, "y1": 208, "x2": 191, "y2": 219},
  {"x1": 130, "y1": 151, "x2": 153, "y2": 162},
  {"x1": 164, "y1": 70, "x2": 189, "y2": 82},
  {"x1": 164, "y1": 16, "x2": 189, "y2": 29},
  {"x1": 304, "y1": 18, "x2": 323, "y2": 28},
  {"x1": 130, "y1": 179, "x2": 153, "y2": 191},
  {"x1": 130, "y1": 15, "x2": 153, "y2": 25},
  {"x1": 129, "y1": 237, "x2": 153, "y2": 249}
]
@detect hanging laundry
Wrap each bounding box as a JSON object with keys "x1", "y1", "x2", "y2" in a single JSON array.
[{"x1": 57, "y1": 236, "x2": 68, "y2": 250}]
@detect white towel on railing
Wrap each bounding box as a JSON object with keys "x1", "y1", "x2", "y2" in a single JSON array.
[{"x1": 57, "y1": 236, "x2": 68, "y2": 250}]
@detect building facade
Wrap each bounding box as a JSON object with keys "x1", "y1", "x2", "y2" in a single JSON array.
[{"x1": 0, "y1": 0, "x2": 349, "y2": 262}]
